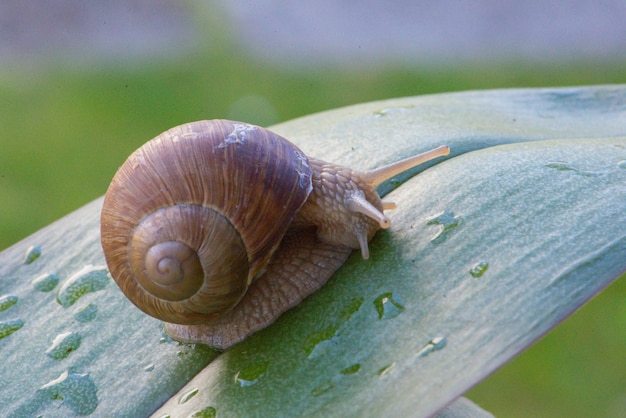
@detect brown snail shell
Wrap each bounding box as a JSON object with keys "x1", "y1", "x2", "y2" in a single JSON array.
[
  {"x1": 101, "y1": 119, "x2": 450, "y2": 349},
  {"x1": 101, "y1": 120, "x2": 312, "y2": 324}
]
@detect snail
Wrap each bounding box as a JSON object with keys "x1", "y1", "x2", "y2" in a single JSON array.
[{"x1": 100, "y1": 120, "x2": 449, "y2": 349}]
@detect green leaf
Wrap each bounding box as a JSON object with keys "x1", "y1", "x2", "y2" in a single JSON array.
[{"x1": 0, "y1": 86, "x2": 624, "y2": 417}]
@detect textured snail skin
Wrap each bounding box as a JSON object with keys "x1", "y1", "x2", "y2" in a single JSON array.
[
  {"x1": 165, "y1": 230, "x2": 352, "y2": 349},
  {"x1": 101, "y1": 119, "x2": 450, "y2": 349}
]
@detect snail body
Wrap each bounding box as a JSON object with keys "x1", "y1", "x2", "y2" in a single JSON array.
[{"x1": 101, "y1": 120, "x2": 449, "y2": 349}]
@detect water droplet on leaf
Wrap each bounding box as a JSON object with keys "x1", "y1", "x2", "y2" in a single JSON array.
[
  {"x1": 178, "y1": 388, "x2": 199, "y2": 404},
  {"x1": 546, "y1": 161, "x2": 606, "y2": 177},
  {"x1": 372, "y1": 105, "x2": 414, "y2": 118},
  {"x1": 38, "y1": 370, "x2": 98, "y2": 416},
  {"x1": 427, "y1": 211, "x2": 461, "y2": 244},
  {"x1": 0, "y1": 318, "x2": 24, "y2": 339},
  {"x1": 373, "y1": 293, "x2": 405, "y2": 320},
  {"x1": 340, "y1": 364, "x2": 361, "y2": 375},
  {"x1": 311, "y1": 381, "x2": 334, "y2": 397},
  {"x1": 0, "y1": 294, "x2": 18, "y2": 312},
  {"x1": 340, "y1": 297, "x2": 364, "y2": 320},
  {"x1": 190, "y1": 406, "x2": 217, "y2": 418},
  {"x1": 469, "y1": 261, "x2": 489, "y2": 278},
  {"x1": 416, "y1": 336, "x2": 447, "y2": 358},
  {"x1": 377, "y1": 363, "x2": 395, "y2": 377},
  {"x1": 56, "y1": 265, "x2": 109, "y2": 307},
  {"x1": 24, "y1": 245, "x2": 42, "y2": 264},
  {"x1": 32, "y1": 273, "x2": 60, "y2": 292},
  {"x1": 235, "y1": 361, "x2": 269, "y2": 387},
  {"x1": 303, "y1": 326, "x2": 339, "y2": 358},
  {"x1": 73, "y1": 303, "x2": 98, "y2": 322},
  {"x1": 45, "y1": 332, "x2": 82, "y2": 360}
]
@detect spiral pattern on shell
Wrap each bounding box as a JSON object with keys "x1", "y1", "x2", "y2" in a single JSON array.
[{"x1": 100, "y1": 120, "x2": 313, "y2": 324}]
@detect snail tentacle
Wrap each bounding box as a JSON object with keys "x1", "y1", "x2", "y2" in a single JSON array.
[
  {"x1": 361, "y1": 145, "x2": 450, "y2": 186},
  {"x1": 345, "y1": 190, "x2": 391, "y2": 229},
  {"x1": 382, "y1": 201, "x2": 398, "y2": 210}
]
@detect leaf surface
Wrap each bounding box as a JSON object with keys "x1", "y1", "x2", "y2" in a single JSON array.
[{"x1": 0, "y1": 86, "x2": 624, "y2": 417}]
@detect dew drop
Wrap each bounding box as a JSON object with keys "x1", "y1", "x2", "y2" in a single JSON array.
[
  {"x1": 546, "y1": 161, "x2": 606, "y2": 177},
  {"x1": 38, "y1": 370, "x2": 98, "y2": 416},
  {"x1": 311, "y1": 381, "x2": 334, "y2": 397},
  {"x1": 73, "y1": 303, "x2": 98, "y2": 322},
  {"x1": 144, "y1": 363, "x2": 155, "y2": 372},
  {"x1": 373, "y1": 293, "x2": 405, "y2": 320},
  {"x1": 340, "y1": 297, "x2": 364, "y2": 321},
  {"x1": 235, "y1": 360, "x2": 269, "y2": 387},
  {"x1": 377, "y1": 363, "x2": 395, "y2": 377},
  {"x1": 56, "y1": 265, "x2": 109, "y2": 307},
  {"x1": 24, "y1": 245, "x2": 42, "y2": 264},
  {"x1": 302, "y1": 298, "x2": 363, "y2": 358},
  {"x1": 45, "y1": 331, "x2": 82, "y2": 360},
  {"x1": 178, "y1": 388, "x2": 199, "y2": 404},
  {"x1": 0, "y1": 318, "x2": 24, "y2": 339},
  {"x1": 469, "y1": 261, "x2": 489, "y2": 278},
  {"x1": 340, "y1": 363, "x2": 361, "y2": 375},
  {"x1": 190, "y1": 406, "x2": 217, "y2": 418},
  {"x1": 546, "y1": 161, "x2": 575, "y2": 171},
  {"x1": 32, "y1": 273, "x2": 60, "y2": 292},
  {"x1": 618, "y1": 160, "x2": 626, "y2": 169},
  {"x1": 302, "y1": 326, "x2": 339, "y2": 358},
  {"x1": 372, "y1": 105, "x2": 414, "y2": 118},
  {"x1": 427, "y1": 211, "x2": 461, "y2": 244},
  {"x1": 0, "y1": 294, "x2": 18, "y2": 312},
  {"x1": 416, "y1": 336, "x2": 447, "y2": 358}
]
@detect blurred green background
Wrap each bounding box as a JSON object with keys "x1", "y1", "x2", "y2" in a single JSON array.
[{"x1": 0, "y1": 2, "x2": 624, "y2": 417}]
